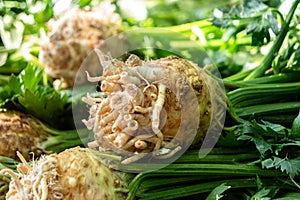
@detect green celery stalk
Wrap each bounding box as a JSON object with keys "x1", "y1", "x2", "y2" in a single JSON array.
[
  {"x1": 136, "y1": 178, "x2": 277, "y2": 200},
  {"x1": 227, "y1": 82, "x2": 300, "y2": 106},
  {"x1": 224, "y1": 70, "x2": 253, "y2": 82},
  {"x1": 224, "y1": 72, "x2": 300, "y2": 89},
  {"x1": 244, "y1": 0, "x2": 299, "y2": 80},
  {"x1": 127, "y1": 164, "x2": 285, "y2": 199},
  {"x1": 235, "y1": 102, "x2": 300, "y2": 118}
]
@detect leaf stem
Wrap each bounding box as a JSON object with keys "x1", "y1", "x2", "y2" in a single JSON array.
[
  {"x1": 224, "y1": 72, "x2": 300, "y2": 89},
  {"x1": 235, "y1": 101, "x2": 300, "y2": 118},
  {"x1": 290, "y1": 175, "x2": 300, "y2": 189},
  {"x1": 244, "y1": 0, "x2": 299, "y2": 80}
]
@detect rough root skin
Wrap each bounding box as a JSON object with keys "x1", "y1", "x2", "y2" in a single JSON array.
[
  {"x1": 39, "y1": 6, "x2": 122, "y2": 88},
  {"x1": 1, "y1": 147, "x2": 124, "y2": 200},
  {"x1": 0, "y1": 110, "x2": 50, "y2": 161},
  {"x1": 83, "y1": 54, "x2": 225, "y2": 164}
]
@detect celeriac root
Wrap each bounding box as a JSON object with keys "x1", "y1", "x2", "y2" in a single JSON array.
[
  {"x1": 83, "y1": 53, "x2": 225, "y2": 164},
  {"x1": 0, "y1": 111, "x2": 51, "y2": 161},
  {"x1": 1, "y1": 147, "x2": 124, "y2": 200},
  {"x1": 39, "y1": 4, "x2": 122, "y2": 88}
]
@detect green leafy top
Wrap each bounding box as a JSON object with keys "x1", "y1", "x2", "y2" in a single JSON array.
[
  {"x1": 0, "y1": 65, "x2": 72, "y2": 129},
  {"x1": 212, "y1": 0, "x2": 282, "y2": 46},
  {"x1": 206, "y1": 183, "x2": 231, "y2": 200},
  {"x1": 231, "y1": 117, "x2": 300, "y2": 178}
]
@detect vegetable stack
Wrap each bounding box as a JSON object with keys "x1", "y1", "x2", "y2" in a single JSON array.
[{"x1": 1, "y1": 0, "x2": 300, "y2": 199}]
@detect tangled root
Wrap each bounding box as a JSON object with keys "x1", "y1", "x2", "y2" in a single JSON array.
[
  {"x1": 83, "y1": 53, "x2": 225, "y2": 164},
  {"x1": 39, "y1": 4, "x2": 122, "y2": 88},
  {"x1": 1, "y1": 147, "x2": 122, "y2": 200},
  {"x1": 1, "y1": 153, "x2": 60, "y2": 200}
]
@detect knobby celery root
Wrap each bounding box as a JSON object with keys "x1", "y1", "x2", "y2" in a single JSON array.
[
  {"x1": 0, "y1": 110, "x2": 51, "y2": 160},
  {"x1": 83, "y1": 53, "x2": 226, "y2": 164},
  {"x1": 0, "y1": 110, "x2": 87, "y2": 161},
  {"x1": 1, "y1": 147, "x2": 128, "y2": 200},
  {"x1": 39, "y1": 5, "x2": 122, "y2": 88}
]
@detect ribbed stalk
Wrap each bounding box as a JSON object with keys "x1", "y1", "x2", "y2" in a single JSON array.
[{"x1": 244, "y1": 0, "x2": 299, "y2": 80}]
